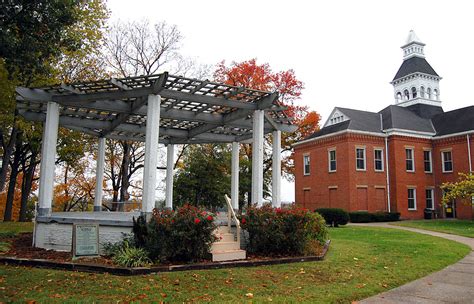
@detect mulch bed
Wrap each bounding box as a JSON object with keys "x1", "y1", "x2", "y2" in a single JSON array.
[{"x1": 0, "y1": 233, "x2": 331, "y2": 276}]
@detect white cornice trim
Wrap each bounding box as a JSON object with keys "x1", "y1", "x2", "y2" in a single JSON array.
[
  {"x1": 434, "y1": 130, "x2": 474, "y2": 140},
  {"x1": 293, "y1": 129, "x2": 386, "y2": 147},
  {"x1": 391, "y1": 72, "x2": 442, "y2": 84},
  {"x1": 396, "y1": 98, "x2": 442, "y2": 107}
]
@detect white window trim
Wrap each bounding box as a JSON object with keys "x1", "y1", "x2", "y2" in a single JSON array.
[
  {"x1": 426, "y1": 188, "x2": 434, "y2": 210},
  {"x1": 406, "y1": 148, "x2": 415, "y2": 172},
  {"x1": 423, "y1": 150, "x2": 432, "y2": 173},
  {"x1": 374, "y1": 148, "x2": 384, "y2": 172},
  {"x1": 355, "y1": 147, "x2": 366, "y2": 171},
  {"x1": 328, "y1": 148, "x2": 337, "y2": 172},
  {"x1": 303, "y1": 154, "x2": 310, "y2": 176},
  {"x1": 408, "y1": 188, "x2": 417, "y2": 210},
  {"x1": 441, "y1": 151, "x2": 453, "y2": 173}
]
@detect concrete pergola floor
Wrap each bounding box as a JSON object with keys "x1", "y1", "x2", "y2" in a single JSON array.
[{"x1": 352, "y1": 223, "x2": 474, "y2": 304}]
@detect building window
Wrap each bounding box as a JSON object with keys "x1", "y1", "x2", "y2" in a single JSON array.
[
  {"x1": 374, "y1": 149, "x2": 384, "y2": 171},
  {"x1": 404, "y1": 89, "x2": 409, "y2": 100},
  {"x1": 426, "y1": 189, "x2": 434, "y2": 210},
  {"x1": 411, "y1": 87, "x2": 417, "y2": 99},
  {"x1": 423, "y1": 150, "x2": 432, "y2": 173},
  {"x1": 328, "y1": 149, "x2": 336, "y2": 172},
  {"x1": 405, "y1": 148, "x2": 415, "y2": 172},
  {"x1": 408, "y1": 188, "x2": 417, "y2": 210},
  {"x1": 356, "y1": 148, "x2": 366, "y2": 171},
  {"x1": 303, "y1": 155, "x2": 310, "y2": 175},
  {"x1": 442, "y1": 151, "x2": 453, "y2": 172},
  {"x1": 420, "y1": 86, "x2": 425, "y2": 98}
]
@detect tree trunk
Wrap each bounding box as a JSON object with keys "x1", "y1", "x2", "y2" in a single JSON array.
[
  {"x1": 4, "y1": 133, "x2": 22, "y2": 221},
  {"x1": 0, "y1": 126, "x2": 18, "y2": 192},
  {"x1": 19, "y1": 150, "x2": 38, "y2": 222},
  {"x1": 119, "y1": 141, "x2": 130, "y2": 202}
]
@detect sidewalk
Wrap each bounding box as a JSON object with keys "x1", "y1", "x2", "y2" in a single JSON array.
[{"x1": 352, "y1": 223, "x2": 474, "y2": 304}]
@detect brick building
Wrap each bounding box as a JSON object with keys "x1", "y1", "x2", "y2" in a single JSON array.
[{"x1": 294, "y1": 31, "x2": 474, "y2": 219}]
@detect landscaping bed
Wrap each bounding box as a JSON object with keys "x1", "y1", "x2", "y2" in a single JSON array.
[{"x1": 0, "y1": 232, "x2": 331, "y2": 275}]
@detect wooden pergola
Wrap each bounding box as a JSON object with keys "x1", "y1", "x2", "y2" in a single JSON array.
[{"x1": 16, "y1": 72, "x2": 296, "y2": 217}]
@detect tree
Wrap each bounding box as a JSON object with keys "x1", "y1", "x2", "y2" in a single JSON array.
[
  {"x1": 213, "y1": 59, "x2": 321, "y2": 203},
  {"x1": 441, "y1": 173, "x2": 474, "y2": 206},
  {"x1": 173, "y1": 144, "x2": 231, "y2": 209},
  {"x1": 0, "y1": 0, "x2": 109, "y2": 220}
]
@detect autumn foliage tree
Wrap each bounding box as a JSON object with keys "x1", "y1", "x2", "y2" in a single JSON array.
[
  {"x1": 441, "y1": 173, "x2": 474, "y2": 206},
  {"x1": 214, "y1": 59, "x2": 321, "y2": 178}
]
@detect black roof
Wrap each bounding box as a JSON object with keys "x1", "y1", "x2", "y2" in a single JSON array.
[
  {"x1": 380, "y1": 105, "x2": 435, "y2": 133},
  {"x1": 393, "y1": 57, "x2": 439, "y2": 81},
  {"x1": 302, "y1": 103, "x2": 473, "y2": 142},
  {"x1": 432, "y1": 106, "x2": 474, "y2": 136}
]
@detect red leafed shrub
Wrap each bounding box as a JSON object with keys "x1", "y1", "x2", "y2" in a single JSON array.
[
  {"x1": 239, "y1": 205, "x2": 328, "y2": 256},
  {"x1": 133, "y1": 204, "x2": 218, "y2": 262}
]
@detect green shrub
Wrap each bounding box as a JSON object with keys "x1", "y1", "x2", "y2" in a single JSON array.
[
  {"x1": 349, "y1": 211, "x2": 373, "y2": 223},
  {"x1": 350, "y1": 211, "x2": 401, "y2": 223},
  {"x1": 111, "y1": 240, "x2": 151, "y2": 267},
  {"x1": 133, "y1": 204, "x2": 218, "y2": 263},
  {"x1": 315, "y1": 208, "x2": 349, "y2": 227},
  {"x1": 240, "y1": 205, "x2": 328, "y2": 256}
]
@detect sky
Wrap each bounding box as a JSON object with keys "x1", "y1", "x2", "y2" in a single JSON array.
[{"x1": 108, "y1": 0, "x2": 474, "y2": 202}]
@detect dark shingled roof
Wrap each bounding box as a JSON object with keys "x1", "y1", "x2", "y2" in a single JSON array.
[
  {"x1": 406, "y1": 103, "x2": 444, "y2": 119},
  {"x1": 393, "y1": 57, "x2": 439, "y2": 81},
  {"x1": 302, "y1": 103, "x2": 472, "y2": 142},
  {"x1": 305, "y1": 120, "x2": 350, "y2": 140},
  {"x1": 379, "y1": 105, "x2": 435, "y2": 133},
  {"x1": 432, "y1": 106, "x2": 474, "y2": 136}
]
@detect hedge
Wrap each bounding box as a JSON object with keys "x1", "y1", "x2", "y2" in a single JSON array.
[
  {"x1": 349, "y1": 211, "x2": 400, "y2": 223},
  {"x1": 315, "y1": 208, "x2": 349, "y2": 227}
]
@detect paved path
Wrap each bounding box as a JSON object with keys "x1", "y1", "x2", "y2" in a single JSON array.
[{"x1": 351, "y1": 223, "x2": 474, "y2": 304}]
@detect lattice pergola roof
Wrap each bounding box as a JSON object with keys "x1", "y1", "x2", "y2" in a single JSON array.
[{"x1": 16, "y1": 73, "x2": 296, "y2": 144}]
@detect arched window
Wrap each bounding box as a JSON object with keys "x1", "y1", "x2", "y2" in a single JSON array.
[
  {"x1": 420, "y1": 86, "x2": 425, "y2": 98},
  {"x1": 427, "y1": 88, "x2": 432, "y2": 99},
  {"x1": 396, "y1": 92, "x2": 402, "y2": 102},
  {"x1": 411, "y1": 87, "x2": 417, "y2": 99},
  {"x1": 404, "y1": 89, "x2": 410, "y2": 100},
  {"x1": 434, "y1": 89, "x2": 439, "y2": 100}
]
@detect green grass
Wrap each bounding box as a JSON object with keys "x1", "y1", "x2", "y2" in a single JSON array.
[
  {"x1": 0, "y1": 225, "x2": 470, "y2": 303},
  {"x1": 0, "y1": 221, "x2": 33, "y2": 236},
  {"x1": 393, "y1": 219, "x2": 474, "y2": 238}
]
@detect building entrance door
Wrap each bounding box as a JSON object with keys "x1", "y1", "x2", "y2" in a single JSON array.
[{"x1": 445, "y1": 201, "x2": 456, "y2": 218}]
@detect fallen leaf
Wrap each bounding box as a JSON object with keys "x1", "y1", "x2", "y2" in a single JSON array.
[{"x1": 245, "y1": 293, "x2": 254, "y2": 298}]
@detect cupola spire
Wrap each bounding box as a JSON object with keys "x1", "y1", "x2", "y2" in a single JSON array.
[{"x1": 401, "y1": 30, "x2": 425, "y2": 60}]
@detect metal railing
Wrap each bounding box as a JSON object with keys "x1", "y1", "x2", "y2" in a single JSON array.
[{"x1": 224, "y1": 194, "x2": 241, "y2": 246}]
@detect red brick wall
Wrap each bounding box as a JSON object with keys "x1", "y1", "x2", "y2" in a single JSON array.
[
  {"x1": 387, "y1": 136, "x2": 436, "y2": 219},
  {"x1": 433, "y1": 135, "x2": 473, "y2": 220},
  {"x1": 295, "y1": 132, "x2": 473, "y2": 220}
]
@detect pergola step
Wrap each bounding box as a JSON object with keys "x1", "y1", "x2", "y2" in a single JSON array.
[
  {"x1": 215, "y1": 233, "x2": 235, "y2": 242},
  {"x1": 212, "y1": 249, "x2": 246, "y2": 262},
  {"x1": 211, "y1": 241, "x2": 240, "y2": 251}
]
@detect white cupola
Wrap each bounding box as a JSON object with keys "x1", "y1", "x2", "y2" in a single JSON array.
[{"x1": 391, "y1": 31, "x2": 442, "y2": 108}]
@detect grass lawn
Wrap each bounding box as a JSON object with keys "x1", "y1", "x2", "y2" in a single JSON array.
[
  {"x1": 393, "y1": 219, "x2": 474, "y2": 238},
  {"x1": 0, "y1": 222, "x2": 34, "y2": 252},
  {"x1": 0, "y1": 225, "x2": 470, "y2": 303}
]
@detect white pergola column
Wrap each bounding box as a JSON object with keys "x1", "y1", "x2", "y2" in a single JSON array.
[
  {"x1": 251, "y1": 110, "x2": 264, "y2": 206},
  {"x1": 94, "y1": 137, "x2": 106, "y2": 211},
  {"x1": 142, "y1": 94, "x2": 161, "y2": 214},
  {"x1": 38, "y1": 102, "x2": 60, "y2": 216},
  {"x1": 272, "y1": 130, "x2": 282, "y2": 208},
  {"x1": 165, "y1": 144, "x2": 175, "y2": 209},
  {"x1": 231, "y1": 141, "x2": 239, "y2": 210}
]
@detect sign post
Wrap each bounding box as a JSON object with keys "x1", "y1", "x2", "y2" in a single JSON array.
[{"x1": 73, "y1": 224, "x2": 99, "y2": 258}]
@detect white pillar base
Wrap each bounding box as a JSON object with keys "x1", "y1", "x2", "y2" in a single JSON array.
[
  {"x1": 94, "y1": 137, "x2": 106, "y2": 212},
  {"x1": 272, "y1": 130, "x2": 282, "y2": 208},
  {"x1": 251, "y1": 110, "x2": 264, "y2": 206},
  {"x1": 231, "y1": 142, "x2": 239, "y2": 210},
  {"x1": 165, "y1": 144, "x2": 175, "y2": 209},
  {"x1": 38, "y1": 102, "x2": 60, "y2": 216},
  {"x1": 142, "y1": 94, "x2": 161, "y2": 214}
]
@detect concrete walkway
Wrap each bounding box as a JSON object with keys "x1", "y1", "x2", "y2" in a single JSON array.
[{"x1": 351, "y1": 223, "x2": 474, "y2": 304}]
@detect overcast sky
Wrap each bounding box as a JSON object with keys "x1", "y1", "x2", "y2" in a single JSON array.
[{"x1": 108, "y1": 0, "x2": 474, "y2": 202}]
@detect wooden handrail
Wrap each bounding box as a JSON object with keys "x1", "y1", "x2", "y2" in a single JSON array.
[{"x1": 224, "y1": 194, "x2": 241, "y2": 246}]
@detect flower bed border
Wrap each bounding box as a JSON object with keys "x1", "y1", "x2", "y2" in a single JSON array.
[{"x1": 0, "y1": 240, "x2": 330, "y2": 276}]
